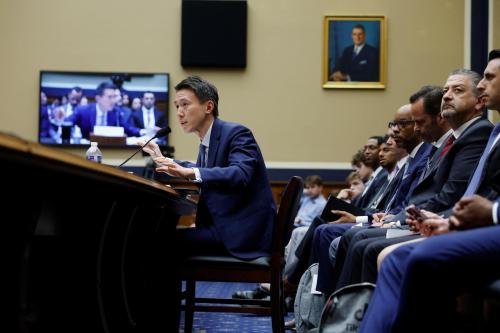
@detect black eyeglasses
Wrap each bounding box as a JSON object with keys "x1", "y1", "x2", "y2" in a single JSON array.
[{"x1": 388, "y1": 120, "x2": 415, "y2": 128}]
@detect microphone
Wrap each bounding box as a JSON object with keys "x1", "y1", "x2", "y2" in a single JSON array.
[{"x1": 117, "y1": 126, "x2": 171, "y2": 168}]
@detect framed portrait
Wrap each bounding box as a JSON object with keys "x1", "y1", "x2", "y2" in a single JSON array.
[{"x1": 323, "y1": 16, "x2": 386, "y2": 89}]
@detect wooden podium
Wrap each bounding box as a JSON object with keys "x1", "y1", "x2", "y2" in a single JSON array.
[{"x1": 0, "y1": 133, "x2": 196, "y2": 332}]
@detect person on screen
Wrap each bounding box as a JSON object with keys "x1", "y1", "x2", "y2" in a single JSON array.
[
  {"x1": 130, "y1": 91, "x2": 167, "y2": 143},
  {"x1": 130, "y1": 97, "x2": 142, "y2": 113},
  {"x1": 140, "y1": 75, "x2": 276, "y2": 261},
  {"x1": 114, "y1": 88, "x2": 132, "y2": 126},
  {"x1": 59, "y1": 81, "x2": 142, "y2": 140},
  {"x1": 330, "y1": 24, "x2": 379, "y2": 82}
]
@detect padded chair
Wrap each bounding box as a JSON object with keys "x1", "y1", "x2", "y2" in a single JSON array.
[{"x1": 177, "y1": 176, "x2": 304, "y2": 333}]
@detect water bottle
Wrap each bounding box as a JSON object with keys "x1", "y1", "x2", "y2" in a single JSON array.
[{"x1": 86, "y1": 142, "x2": 103, "y2": 163}]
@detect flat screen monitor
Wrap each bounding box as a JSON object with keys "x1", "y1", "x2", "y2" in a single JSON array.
[{"x1": 39, "y1": 71, "x2": 170, "y2": 148}]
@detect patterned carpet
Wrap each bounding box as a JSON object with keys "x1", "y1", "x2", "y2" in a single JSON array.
[{"x1": 179, "y1": 282, "x2": 294, "y2": 333}]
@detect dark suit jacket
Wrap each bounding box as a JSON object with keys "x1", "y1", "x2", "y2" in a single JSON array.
[
  {"x1": 68, "y1": 103, "x2": 140, "y2": 139},
  {"x1": 386, "y1": 142, "x2": 433, "y2": 213},
  {"x1": 177, "y1": 118, "x2": 276, "y2": 260},
  {"x1": 333, "y1": 43, "x2": 379, "y2": 82},
  {"x1": 476, "y1": 126, "x2": 500, "y2": 200},
  {"x1": 352, "y1": 168, "x2": 388, "y2": 209},
  {"x1": 411, "y1": 119, "x2": 493, "y2": 213}
]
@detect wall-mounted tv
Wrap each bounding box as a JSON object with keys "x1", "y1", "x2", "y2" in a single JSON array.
[{"x1": 39, "y1": 71, "x2": 170, "y2": 148}]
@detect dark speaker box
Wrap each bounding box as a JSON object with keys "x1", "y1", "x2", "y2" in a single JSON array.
[{"x1": 181, "y1": 0, "x2": 247, "y2": 68}]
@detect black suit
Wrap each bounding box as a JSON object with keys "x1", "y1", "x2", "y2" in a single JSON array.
[{"x1": 333, "y1": 44, "x2": 379, "y2": 82}]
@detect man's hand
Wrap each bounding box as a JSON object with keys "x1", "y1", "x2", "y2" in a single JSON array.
[
  {"x1": 372, "y1": 212, "x2": 386, "y2": 223},
  {"x1": 138, "y1": 140, "x2": 164, "y2": 159},
  {"x1": 154, "y1": 158, "x2": 195, "y2": 180},
  {"x1": 330, "y1": 71, "x2": 347, "y2": 81},
  {"x1": 337, "y1": 189, "x2": 353, "y2": 201},
  {"x1": 450, "y1": 195, "x2": 494, "y2": 230},
  {"x1": 329, "y1": 210, "x2": 356, "y2": 224},
  {"x1": 421, "y1": 217, "x2": 450, "y2": 237}
]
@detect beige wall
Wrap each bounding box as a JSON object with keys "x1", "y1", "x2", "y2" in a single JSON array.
[{"x1": 0, "y1": 0, "x2": 465, "y2": 164}]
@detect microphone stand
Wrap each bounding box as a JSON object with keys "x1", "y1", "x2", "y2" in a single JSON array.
[{"x1": 118, "y1": 135, "x2": 158, "y2": 168}]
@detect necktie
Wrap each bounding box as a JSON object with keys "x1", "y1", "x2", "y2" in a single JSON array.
[
  {"x1": 199, "y1": 144, "x2": 207, "y2": 168},
  {"x1": 463, "y1": 124, "x2": 500, "y2": 196},
  {"x1": 147, "y1": 110, "x2": 153, "y2": 128},
  {"x1": 439, "y1": 135, "x2": 455, "y2": 158}
]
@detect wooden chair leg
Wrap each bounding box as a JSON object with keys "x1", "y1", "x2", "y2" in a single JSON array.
[
  {"x1": 271, "y1": 275, "x2": 285, "y2": 333},
  {"x1": 184, "y1": 279, "x2": 196, "y2": 333}
]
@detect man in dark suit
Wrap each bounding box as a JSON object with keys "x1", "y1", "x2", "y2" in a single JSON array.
[
  {"x1": 142, "y1": 76, "x2": 275, "y2": 260},
  {"x1": 333, "y1": 70, "x2": 493, "y2": 290},
  {"x1": 330, "y1": 24, "x2": 379, "y2": 82},
  {"x1": 130, "y1": 91, "x2": 168, "y2": 144},
  {"x1": 64, "y1": 82, "x2": 141, "y2": 140}
]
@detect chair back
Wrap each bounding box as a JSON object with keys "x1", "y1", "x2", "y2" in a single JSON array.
[{"x1": 272, "y1": 176, "x2": 303, "y2": 258}]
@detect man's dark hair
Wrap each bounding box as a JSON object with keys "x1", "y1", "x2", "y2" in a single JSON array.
[
  {"x1": 449, "y1": 69, "x2": 482, "y2": 96},
  {"x1": 409, "y1": 85, "x2": 437, "y2": 104},
  {"x1": 488, "y1": 49, "x2": 500, "y2": 61},
  {"x1": 369, "y1": 135, "x2": 384, "y2": 146},
  {"x1": 95, "y1": 82, "x2": 116, "y2": 97},
  {"x1": 423, "y1": 87, "x2": 444, "y2": 116},
  {"x1": 352, "y1": 24, "x2": 366, "y2": 33},
  {"x1": 143, "y1": 91, "x2": 155, "y2": 98},
  {"x1": 71, "y1": 86, "x2": 83, "y2": 94},
  {"x1": 175, "y1": 75, "x2": 219, "y2": 117}
]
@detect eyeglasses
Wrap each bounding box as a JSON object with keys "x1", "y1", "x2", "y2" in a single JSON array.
[{"x1": 388, "y1": 120, "x2": 415, "y2": 128}]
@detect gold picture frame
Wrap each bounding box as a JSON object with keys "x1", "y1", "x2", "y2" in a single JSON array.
[{"x1": 323, "y1": 15, "x2": 386, "y2": 89}]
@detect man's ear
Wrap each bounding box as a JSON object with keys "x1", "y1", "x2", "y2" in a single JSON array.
[{"x1": 205, "y1": 100, "x2": 215, "y2": 114}]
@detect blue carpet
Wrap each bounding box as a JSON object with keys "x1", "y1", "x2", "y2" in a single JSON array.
[{"x1": 179, "y1": 282, "x2": 294, "y2": 333}]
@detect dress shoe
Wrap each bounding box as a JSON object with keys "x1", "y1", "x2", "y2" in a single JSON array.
[
  {"x1": 284, "y1": 318, "x2": 296, "y2": 331},
  {"x1": 232, "y1": 287, "x2": 269, "y2": 300}
]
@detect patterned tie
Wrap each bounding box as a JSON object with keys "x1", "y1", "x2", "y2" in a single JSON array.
[
  {"x1": 439, "y1": 135, "x2": 455, "y2": 158},
  {"x1": 463, "y1": 124, "x2": 500, "y2": 196}
]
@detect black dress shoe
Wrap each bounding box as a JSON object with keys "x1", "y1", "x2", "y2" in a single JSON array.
[{"x1": 232, "y1": 287, "x2": 269, "y2": 300}]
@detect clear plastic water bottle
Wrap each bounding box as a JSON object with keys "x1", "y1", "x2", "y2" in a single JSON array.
[{"x1": 86, "y1": 142, "x2": 102, "y2": 163}]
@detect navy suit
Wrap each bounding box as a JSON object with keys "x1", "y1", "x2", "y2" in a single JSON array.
[
  {"x1": 67, "y1": 103, "x2": 141, "y2": 139},
  {"x1": 333, "y1": 44, "x2": 379, "y2": 82},
  {"x1": 176, "y1": 118, "x2": 276, "y2": 260}
]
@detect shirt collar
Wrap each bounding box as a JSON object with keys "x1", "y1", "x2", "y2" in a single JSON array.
[
  {"x1": 371, "y1": 166, "x2": 384, "y2": 178},
  {"x1": 201, "y1": 120, "x2": 214, "y2": 147},
  {"x1": 397, "y1": 155, "x2": 409, "y2": 169},
  {"x1": 434, "y1": 129, "x2": 453, "y2": 148},
  {"x1": 453, "y1": 116, "x2": 480, "y2": 139}
]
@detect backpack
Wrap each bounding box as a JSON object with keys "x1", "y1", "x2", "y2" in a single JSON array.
[
  {"x1": 318, "y1": 282, "x2": 375, "y2": 333},
  {"x1": 294, "y1": 263, "x2": 327, "y2": 333}
]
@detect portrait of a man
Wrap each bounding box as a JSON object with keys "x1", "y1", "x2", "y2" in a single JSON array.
[{"x1": 323, "y1": 16, "x2": 385, "y2": 89}]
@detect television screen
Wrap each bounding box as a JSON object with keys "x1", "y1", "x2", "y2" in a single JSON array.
[{"x1": 39, "y1": 71, "x2": 170, "y2": 148}]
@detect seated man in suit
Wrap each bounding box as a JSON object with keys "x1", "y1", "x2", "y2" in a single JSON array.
[
  {"x1": 359, "y1": 49, "x2": 500, "y2": 333},
  {"x1": 330, "y1": 24, "x2": 379, "y2": 82},
  {"x1": 141, "y1": 75, "x2": 276, "y2": 260},
  {"x1": 60, "y1": 81, "x2": 142, "y2": 140},
  {"x1": 130, "y1": 91, "x2": 168, "y2": 144}
]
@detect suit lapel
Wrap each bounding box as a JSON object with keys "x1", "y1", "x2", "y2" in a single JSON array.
[{"x1": 207, "y1": 118, "x2": 222, "y2": 168}]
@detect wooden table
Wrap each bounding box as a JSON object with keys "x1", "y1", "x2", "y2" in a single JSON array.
[{"x1": 1, "y1": 133, "x2": 196, "y2": 332}]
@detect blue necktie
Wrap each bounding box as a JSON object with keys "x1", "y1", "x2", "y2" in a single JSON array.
[
  {"x1": 199, "y1": 144, "x2": 207, "y2": 168},
  {"x1": 463, "y1": 123, "x2": 500, "y2": 196}
]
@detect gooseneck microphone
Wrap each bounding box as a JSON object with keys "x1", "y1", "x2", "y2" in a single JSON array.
[{"x1": 118, "y1": 126, "x2": 171, "y2": 168}]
